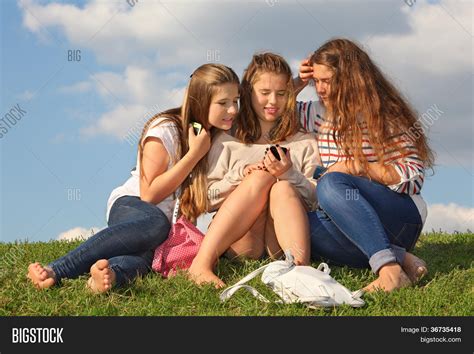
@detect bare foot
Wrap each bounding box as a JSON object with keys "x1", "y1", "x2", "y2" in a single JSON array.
[
  {"x1": 27, "y1": 262, "x2": 56, "y2": 289},
  {"x1": 87, "y1": 259, "x2": 116, "y2": 294},
  {"x1": 187, "y1": 263, "x2": 225, "y2": 289},
  {"x1": 364, "y1": 263, "x2": 412, "y2": 293},
  {"x1": 402, "y1": 252, "x2": 428, "y2": 284}
]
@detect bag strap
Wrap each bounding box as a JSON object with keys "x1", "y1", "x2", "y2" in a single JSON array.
[
  {"x1": 172, "y1": 197, "x2": 180, "y2": 225},
  {"x1": 220, "y1": 250, "x2": 295, "y2": 303},
  {"x1": 219, "y1": 262, "x2": 274, "y2": 303}
]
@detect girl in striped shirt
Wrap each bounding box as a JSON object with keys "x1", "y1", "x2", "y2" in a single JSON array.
[{"x1": 295, "y1": 38, "x2": 434, "y2": 293}]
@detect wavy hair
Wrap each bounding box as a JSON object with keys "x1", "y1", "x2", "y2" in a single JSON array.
[
  {"x1": 235, "y1": 52, "x2": 301, "y2": 144},
  {"x1": 310, "y1": 38, "x2": 434, "y2": 171},
  {"x1": 138, "y1": 63, "x2": 239, "y2": 222}
]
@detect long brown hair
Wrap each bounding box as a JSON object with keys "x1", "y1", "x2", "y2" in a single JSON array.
[
  {"x1": 235, "y1": 52, "x2": 300, "y2": 144},
  {"x1": 138, "y1": 63, "x2": 239, "y2": 222},
  {"x1": 310, "y1": 38, "x2": 434, "y2": 171}
]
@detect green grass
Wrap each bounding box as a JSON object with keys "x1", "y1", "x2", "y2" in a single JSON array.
[{"x1": 0, "y1": 233, "x2": 472, "y2": 316}]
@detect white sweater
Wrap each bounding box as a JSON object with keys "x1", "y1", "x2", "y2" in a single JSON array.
[{"x1": 207, "y1": 131, "x2": 321, "y2": 212}]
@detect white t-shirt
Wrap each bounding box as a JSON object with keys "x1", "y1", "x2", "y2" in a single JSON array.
[{"x1": 106, "y1": 117, "x2": 180, "y2": 223}]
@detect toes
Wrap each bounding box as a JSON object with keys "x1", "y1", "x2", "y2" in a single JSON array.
[
  {"x1": 95, "y1": 259, "x2": 109, "y2": 271},
  {"x1": 40, "y1": 277, "x2": 55, "y2": 289},
  {"x1": 215, "y1": 281, "x2": 226, "y2": 289},
  {"x1": 39, "y1": 270, "x2": 48, "y2": 281},
  {"x1": 29, "y1": 262, "x2": 39, "y2": 270},
  {"x1": 89, "y1": 261, "x2": 115, "y2": 293}
]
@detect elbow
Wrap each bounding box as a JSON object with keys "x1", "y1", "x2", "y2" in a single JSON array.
[
  {"x1": 139, "y1": 187, "x2": 157, "y2": 204},
  {"x1": 140, "y1": 192, "x2": 154, "y2": 204},
  {"x1": 140, "y1": 188, "x2": 167, "y2": 205}
]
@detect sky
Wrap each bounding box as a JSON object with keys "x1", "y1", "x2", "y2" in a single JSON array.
[{"x1": 0, "y1": 0, "x2": 472, "y2": 243}]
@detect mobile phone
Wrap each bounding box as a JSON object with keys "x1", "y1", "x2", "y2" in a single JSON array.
[
  {"x1": 191, "y1": 122, "x2": 202, "y2": 135},
  {"x1": 269, "y1": 145, "x2": 288, "y2": 161}
]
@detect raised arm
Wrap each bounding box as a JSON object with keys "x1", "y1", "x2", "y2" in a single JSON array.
[
  {"x1": 140, "y1": 126, "x2": 210, "y2": 204},
  {"x1": 293, "y1": 58, "x2": 313, "y2": 96}
]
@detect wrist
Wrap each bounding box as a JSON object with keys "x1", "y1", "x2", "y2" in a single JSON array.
[
  {"x1": 185, "y1": 149, "x2": 204, "y2": 161},
  {"x1": 276, "y1": 165, "x2": 294, "y2": 179},
  {"x1": 295, "y1": 76, "x2": 307, "y2": 88}
]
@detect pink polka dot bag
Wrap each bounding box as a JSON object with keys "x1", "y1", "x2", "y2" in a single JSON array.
[{"x1": 152, "y1": 198, "x2": 204, "y2": 278}]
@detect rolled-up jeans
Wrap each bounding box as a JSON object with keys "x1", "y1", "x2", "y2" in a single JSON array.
[
  {"x1": 49, "y1": 196, "x2": 170, "y2": 287},
  {"x1": 308, "y1": 172, "x2": 423, "y2": 274}
]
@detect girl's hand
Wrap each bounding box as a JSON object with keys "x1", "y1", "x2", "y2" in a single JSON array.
[
  {"x1": 263, "y1": 146, "x2": 292, "y2": 177},
  {"x1": 243, "y1": 162, "x2": 266, "y2": 177},
  {"x1": 187, "y1": 125, "x2": 211, "y2": 160},
  {"x1": 299, "y1": 58, "x2": 313, "y2": 84}
]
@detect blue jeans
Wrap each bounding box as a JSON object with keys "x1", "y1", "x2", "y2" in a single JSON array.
[
  {"x1": 308, "y1": 172, "x2": 423, "y2": 274},
  {"x1": 49, "y1": 196, "x2": 171, "y2": 287}
]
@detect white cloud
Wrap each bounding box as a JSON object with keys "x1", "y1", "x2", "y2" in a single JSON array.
[
  {"x1": 18, "y1": 0, "x2": 472, "y2": 165},
  {"x1": 423, "y1": 203, "x2": 474, "y2": 233},
  {"x1": 79, "y1": 66, "x2": 185, "y2": 139},
  {"x1": 81, "y1": 103, "x2": 148, "y2": 138},
  {"x1": 368, "y1": 0, "x2": 472, "y2": 76},
  {"x1": 56, "y1": 226, "x2": 104, "y2": 241},
  {"x1": 365, "y1": 0, "x2": 473, "y2": 167}
]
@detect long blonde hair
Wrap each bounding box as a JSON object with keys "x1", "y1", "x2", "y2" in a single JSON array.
[
  {"x1": 310, "y1": 38, "x2": 434, "y2": 171},
  {"x1": 138, "y1": 63, "x2": 239, "y2": 222},
  {"x1": 235, "y1": 52, "x2": 301, "y2": 144}
]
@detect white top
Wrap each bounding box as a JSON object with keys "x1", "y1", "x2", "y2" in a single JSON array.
[
  {"x1": 106, "y1": 117, "x2": 180, "y2": 223},
  {"x1": 207, "y1": 131, "x2": 321, "y2": 212}
]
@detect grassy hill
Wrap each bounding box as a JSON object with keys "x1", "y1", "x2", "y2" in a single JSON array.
[{"x1": 0, "y1": 232, "x2": 472, "y2": 316}]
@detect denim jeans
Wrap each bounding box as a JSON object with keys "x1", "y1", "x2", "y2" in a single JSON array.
[
  {"x1": 49, "y1": 196, "x2": 171, "y2": 287},
  {"x1": 308, "y1": 172, "x2": 423, "y2": 274}
]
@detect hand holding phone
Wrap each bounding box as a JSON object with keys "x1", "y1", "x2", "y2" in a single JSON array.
[
  {"x1": 188, "y1": 123, "x2": 210, "y2": 160},
  {"x1": 264, "y1": 145, "x2": 292, "y2": 177},
  {"x1": 269, "y1": 145, "x2": 288, "y2": 161}
]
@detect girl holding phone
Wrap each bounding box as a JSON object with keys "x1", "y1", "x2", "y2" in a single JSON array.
[
  {"x1": 27, "y1": 64, "x2": 240, "y2": 293},
  {"x1": 188, "y1": 53, "x2": 320, "y2": 288}
]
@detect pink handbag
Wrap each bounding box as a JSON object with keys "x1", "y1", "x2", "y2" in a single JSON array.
[{"x1": 152, "y1": 199, "x2": 204, "y2": 278}]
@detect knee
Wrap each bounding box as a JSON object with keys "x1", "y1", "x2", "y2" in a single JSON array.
[
  {"x1": 243, "y1": 170, "x2": 276, "y2": 193},
  {"x1": 317, "y1": 171, "x2": 346, "y2": 192},
  {"x1": 270, "y1": 180, "x2": 296, "y2": 198},
  {"x1": 145, "y1": 212, "x2": 171, "y2": 247},
  {"x1": 317, "y1": 172, "x2": 352, "y2": 206}
]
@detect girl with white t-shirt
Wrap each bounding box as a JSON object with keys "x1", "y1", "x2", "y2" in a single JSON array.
[{"x1": 27, "y1": 64, "x2": 240, "y2": 293}]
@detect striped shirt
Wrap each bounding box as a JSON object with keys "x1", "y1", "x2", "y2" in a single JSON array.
[{"x1": 297, "y1": 100, "x2": 425, "y2": 196}]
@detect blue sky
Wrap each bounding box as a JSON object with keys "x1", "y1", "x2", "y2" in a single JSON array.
[{"x1": 1, "y1": 0, "x2": 472, "y2": 242}]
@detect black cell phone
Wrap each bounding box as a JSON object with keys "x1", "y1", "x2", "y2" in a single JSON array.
[
  {"x1": 191, "y1": 122, "x2": 202, "y2": 135},
  {"x1": 269, "y1": 145, "x2": 288, "y2": 161}
]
